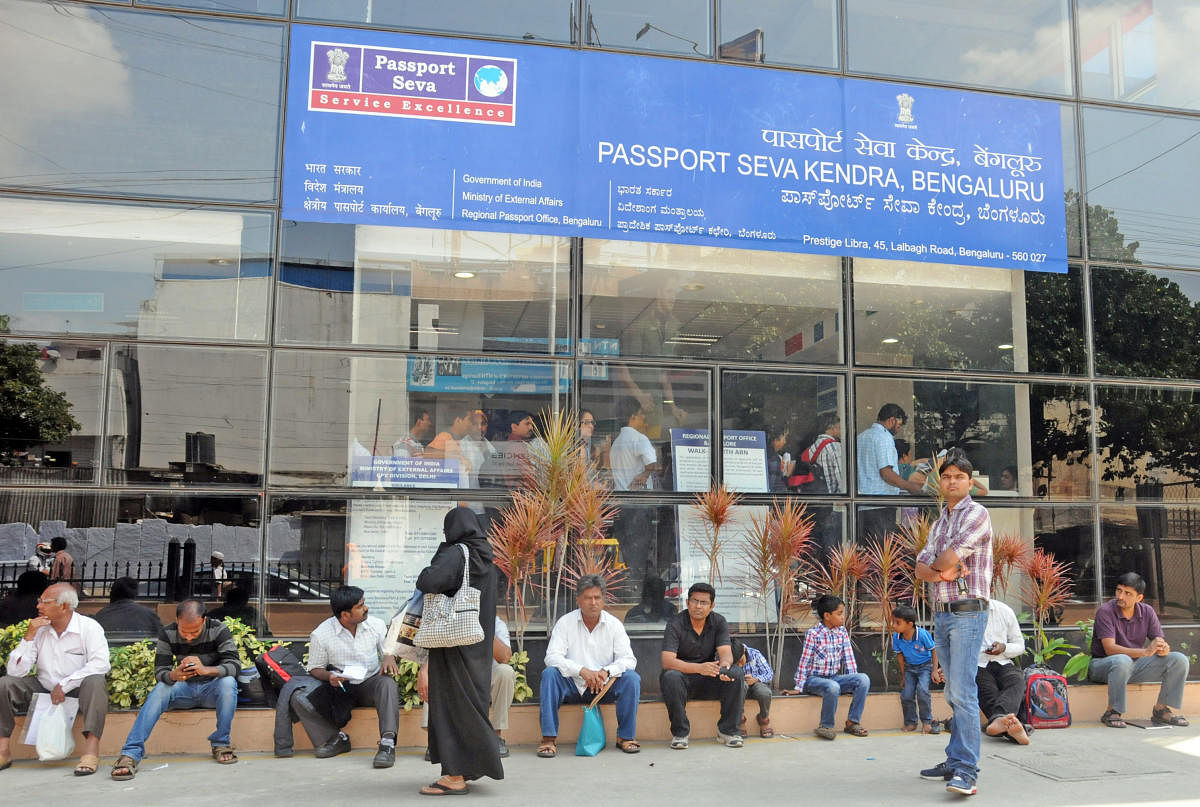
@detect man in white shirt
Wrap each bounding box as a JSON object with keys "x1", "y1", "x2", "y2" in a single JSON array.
[
  {"x1": 295, "y1": 586, "x2": 399, "y2": 768},
  {"x1": 0, "y1": 583, "x2": 111, "y2": 775},
  {"x1": 976, "y1": 598, "x2": 1029, "y2": 744},
  {"x1": 610, "y1": 397, "x2": 658, "y2": 491},
  {"x1": 537, "y1": 575, "x2": 640, "y2": 757}
]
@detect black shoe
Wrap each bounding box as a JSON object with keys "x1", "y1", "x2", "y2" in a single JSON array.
[
  {"x1": 373, "y1": 743, "x2": 395, "y2": 768},
  {"x1": 314, "y1": 734, "x2": 351, "y2": 758},
  {"x1": 424, "y1": 747, "x2": 431, "y2": 762},
  {"x1": 920, "y1": 761, "x2": 954, "y2": 781},
  {"x1": 497, "y1": 738, "x2": 510, "y2": 758}
]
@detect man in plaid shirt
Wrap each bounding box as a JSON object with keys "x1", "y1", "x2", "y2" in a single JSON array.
[
  {"x1": 915, "y1": 449, "x2": 993, "y2": 797},
  {"x1": 788, "y1": 595, "x2": 870, "y2": 740}
]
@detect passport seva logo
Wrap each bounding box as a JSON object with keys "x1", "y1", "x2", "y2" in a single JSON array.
[{"x1": 308, "y1": 41, "x2": 517, "y2": 125}]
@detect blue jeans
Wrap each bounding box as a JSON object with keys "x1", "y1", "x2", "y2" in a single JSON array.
[
  {"x1": 934, "y1": 609, "x2": 989, "y2": 778},
  {"x1": 1087, "y1": 651, "x2": 1190, "y2": 714},
  {"x1": 900, "y1": 661, "x2": 933, "y2": 725},
  {"x1": 804, "y1": 673, "x2": 870, "y2": 728},
  {"x1": 120, "y1": 676, "x2": 238, "y2": 762},
  {"x1": 539, "y1": 667, "x2": 641, "y2": 741}
]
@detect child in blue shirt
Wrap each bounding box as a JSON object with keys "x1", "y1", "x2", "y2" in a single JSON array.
[{"x1": 891, "y1": 604, "x2": 943, "y2": 733}]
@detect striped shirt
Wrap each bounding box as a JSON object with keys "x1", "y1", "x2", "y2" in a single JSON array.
[
  {"x1": 916, "y1": 495, "x2": 993, "y2": 602},
  {"x1": 307, "y1": 615, "x2": 388, "y2": 679},
  {"x1": 810, "y1": 435, "x2": 845, "y2": 494},
  {"x1": 795, "y1": 623, "x2": 858, "y2": 691},
  {"x1": 154, "y1": 618, "x2": 240, "y2": 685}
]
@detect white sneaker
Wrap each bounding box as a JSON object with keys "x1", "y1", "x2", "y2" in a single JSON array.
[
  {"x1": 717, "y1": 732, "x2": 744, "y2": 748},
  {"x1": 669, "y1": 736, "x2": 689, "y2": 750}
]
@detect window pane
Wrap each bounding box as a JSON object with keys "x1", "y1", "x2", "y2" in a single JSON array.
[
  {"x1": 1095, "y1": 385, "x2": 1200, "y2": 501},
  {"x1": 270, "y1": 351, "x2": 570, "y2": 489},
  {"x1": 719, "y1": 371, "x2": 846, "y2": 495},
  {"x1": 853, "y1": 377, "x2": 1092, "y2": 511},
  {"x1": 0, "y1": 340, "x2": 105, "y2": 484},
  {"x1": 0, "y1": 0, "x2": 283, "y2": 202},
  {"x1": 1083, "y1": 106, "x2": 1200, "y2": 268},
  {"x1": 579, "y1": 363, "x2": 711, "y2": 493},
  {"x1": 0, "y1": 491, "x2": 262, "y2": 633},
  {"x1": 136, "y1": 0, "x2": 287, "y2": 15},
  {"x1": 587, "y1": 0, "x2": 712, "y2": 56},
  {"x1": 1101, "y1": 504, "x2": 1199, "y2": 623},
  {"x1": 1093, "y1": 265, "x2": 1200, "y2": 380},
  {"x1": 853, "y1": 259, "x2": 1085, "y2": 374},
  {"x1": 0, "y1": 196, "x2": 272, "y2": 341},
  {"x1": 278, "y1": 223, "x2": 569, "y2": 352},
  {"x1": 106, "y1": 345, "x2": 268, "y2": 486},
  {"x1": 1079, "y1": 0, "x2": 1200, "y2": 111},
  {"x1": 585, "y1": 240, "x2": 843, "y2": 364},
  {"x1": 846, "y1": 0, "x2": 1072, "y2": 95},
  {"x1": 717, "y1": 0, "x2": 838, "y2": 69},
  {"x1": 294, "y1": 0, "x2": 572, "y2": 44}
]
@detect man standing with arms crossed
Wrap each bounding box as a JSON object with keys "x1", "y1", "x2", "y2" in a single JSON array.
[{"x1": 914, "y1": 449, "x2": 993, "y2": 797}]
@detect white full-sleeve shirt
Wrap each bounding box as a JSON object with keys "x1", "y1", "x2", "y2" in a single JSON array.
[
  {"x1": 977, "y1": 599, "x2": 1025, "y2": 667},
  {"x1": 7, "y1": 611, "x2": 111, "y2": 691},
  {"x1": 544, "y1": 609, "x2": 637, "y2": 695}
]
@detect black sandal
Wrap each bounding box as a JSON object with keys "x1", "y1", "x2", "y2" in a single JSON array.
[{"x1": 1101, "y1": 708, "x2": 1127, "y2": 728}]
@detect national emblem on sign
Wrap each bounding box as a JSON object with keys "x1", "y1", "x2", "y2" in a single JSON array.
[
  {"x1": 896, "y1": 93, "x2": 915, "y2": 124},
  {"x1": 326, "y1": 48, "x2": 350, "y2": 83}
]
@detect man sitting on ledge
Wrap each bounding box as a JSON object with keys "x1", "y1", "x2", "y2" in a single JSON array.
[
  {"x1": 111, "y1": 599, "x2": 240, "y2": 779},
  {"x1": 538, "y1": 574, "x2": 640, "y2": 757},
  {"x1": 1089, "y1": 571, "x2": 1190, "y2": 729},
  {"x1": 660, "y1": 582, "x2": 746, "y2": 749}
]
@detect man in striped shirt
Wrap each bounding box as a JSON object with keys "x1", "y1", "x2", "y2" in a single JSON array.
[
  {"x1": 915, "y1": 449, "x2": 993, "y2": 797},
  {"x1": 111, "y1": 599, "x2": 241, "y2": 778}
]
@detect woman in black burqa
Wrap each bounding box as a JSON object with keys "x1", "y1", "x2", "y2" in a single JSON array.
[{"x1": 416, "y1": 506, "x2": 504, "y2": 795}]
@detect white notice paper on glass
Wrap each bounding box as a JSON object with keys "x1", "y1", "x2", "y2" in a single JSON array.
[{"x1": 21, "y1": 693, "x2": 79, "y2": 745}]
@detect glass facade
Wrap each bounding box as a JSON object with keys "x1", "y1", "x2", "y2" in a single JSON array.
[{"x1": 3, "y1": 0, "x2": 1199, "y2": 645}]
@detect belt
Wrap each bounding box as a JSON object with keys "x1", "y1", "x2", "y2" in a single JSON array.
[{"x1": 935, "y1": 597, "x2": 988, "y2": 613}]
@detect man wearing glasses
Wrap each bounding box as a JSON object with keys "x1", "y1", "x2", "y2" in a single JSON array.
[
  {"x1": 659, "y1": 582, "x2": 746, "y2": 749},
  {"x1": 0, "y1": 583, "x2": 111, "y2": 776}
]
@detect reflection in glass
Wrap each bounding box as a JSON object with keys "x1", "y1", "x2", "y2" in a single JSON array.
[
  {"x1": 845, "y1": 0, "x2": 1072, "y2": 95},
  {"x1": 1101, "y1": 505, "x2": 1200, "y2": 622},
  {"x1": 270, "y1": 351, "x2": 569, "y2": 488},
  {"x1": 0, "y1": 197, "x2": 272, "y2": 341},
  {"x1": 585, "y1": 240, "x2": 842, "y2": 363},
  {"x1": 136, "y1": 0, "x2": 287, "y2": 15},
  {"x1": 1029, "y1": 506, "x2": 1097, "y2": 608},
  {"x1": 854, "y1": 377, "x2": 1091, "y2": 502},
  {"x1": 0, "y1": 340, "x2": 104, "y2": 484},
  {"x1": 294, "y1": 0, "x2": 572, "y2": 44},
  {"x1": 580, "y1": 364, "x2": 710, "y2": 494},
  {"x1": 0, "y1": 0, "x2": 283, "y2": 201},
  {"x1": 719, "y1": 371, "x2": 845, "y2": 495},
  {"x1": 278, "y1": 223, "x2": 569, "y2": 351},
  {"x1": 717, "y1": 0, "x2": 838, "y2": 68},
  {"x1": 0, "y1": 491, "x2": 261, "y2": 623},
  {"x1": 1083, "y1": 106, "x2": 1200, "y2": 268},
  {"x1": 853, "y1": 258, "x2": 1084, "y2": 374},
  {"x1": 1095, "y1": 385, "x2": 1200, "y2": 501},
  {"x1": 1078, "y1": 0, "x2": 1200, "y2": 111},
  {"x1": 1092, "y1": 265, "x2": 1200, "y2": 380},
  {"x1": 106, "y1": 345, "x2": 268, "y2": 485},
  {"x1": 587, "y1": 0, "x2": 711, "y2": 56}
]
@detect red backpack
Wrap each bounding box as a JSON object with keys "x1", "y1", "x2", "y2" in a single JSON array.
[
  {"x1": 1020, "y1": 666, "x2": 1072, "y2": 729},
  {"x1": 788, "y1": 436, "x2": 835, "y2": 493}
]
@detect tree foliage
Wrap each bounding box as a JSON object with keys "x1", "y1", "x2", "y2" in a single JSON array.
[{"x1": 0, "y1": 342, "x2": 81, "y2": 456}]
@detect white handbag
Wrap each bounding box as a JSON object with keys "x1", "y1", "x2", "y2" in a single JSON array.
[{"x1": 414, "y1": 544, "x2": 485, "y2": 649}]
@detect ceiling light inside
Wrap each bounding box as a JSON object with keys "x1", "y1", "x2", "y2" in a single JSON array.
[
  {"x1": 453, "y1": 271, "x2": 476, "y2": 279},
  {"x1": 881, "y1": 337, "x2": 899, "y2": 344}
]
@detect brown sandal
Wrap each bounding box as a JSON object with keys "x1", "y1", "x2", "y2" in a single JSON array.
[
  {"x1": 74, "y1": 753, "x2": 99, "y2": 776},
  {"x1": 757, "y1": 715, "x2": 775, "y2": 738},
  {"x1": 211, "y1": 746, "x2": 238, "y2": 764},
  {"x1": 615, "y1": 738, "x2": 641, "y2": 753},
  {"x1": 536, "y1": 740, "x2": 557, "y2": 758},
  {"x1": 843, "y1": 721, "x2": 869, "y2": 737},
  {"x1": 110, "y1": 755, "x2": 138, "y2": 780}
]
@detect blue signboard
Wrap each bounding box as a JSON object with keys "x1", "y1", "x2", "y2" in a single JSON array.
[
  {"x1": 406, "y1": 356, "x2": 571, "y2": 394},
  {"x1": 284, "y1": 24, "x2": 1066, "y2": 273}
]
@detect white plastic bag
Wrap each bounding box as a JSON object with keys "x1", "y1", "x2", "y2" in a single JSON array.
[{"x1": 36, "y1": 702, "x2": 75, "y2": 761}]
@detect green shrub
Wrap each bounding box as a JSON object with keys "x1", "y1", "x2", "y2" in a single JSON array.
[
  {"x1": 106, "y1": 639, "x2": 157, "y2": 709},
  {"x1": 220, "y1": 616, "x2": 269, "y2": 668},
  {"x1": 0, "y1": 620, "x2": 31, "y2": 676}
]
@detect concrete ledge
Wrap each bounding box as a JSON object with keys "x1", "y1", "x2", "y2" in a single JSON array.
[{"x1": 10, "y1": 681, "x2": 1200, "y2": 760}]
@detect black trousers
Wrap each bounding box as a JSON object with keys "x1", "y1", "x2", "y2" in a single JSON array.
[
  {"x1": 660, "y1": 668, "x2": 746, "y2": 738},
  {"x1": 976, "y1": 661, "x2": 1024, "y2": 721}
]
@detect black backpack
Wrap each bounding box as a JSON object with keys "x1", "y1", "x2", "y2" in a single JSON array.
[{"x1": 788, "y1": 436, "x2": 835, "y2": 493}]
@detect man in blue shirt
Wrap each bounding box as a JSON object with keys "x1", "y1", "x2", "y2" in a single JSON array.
[{"x1": 856, "y1": 403, "x2": 926, "y2": 542}]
